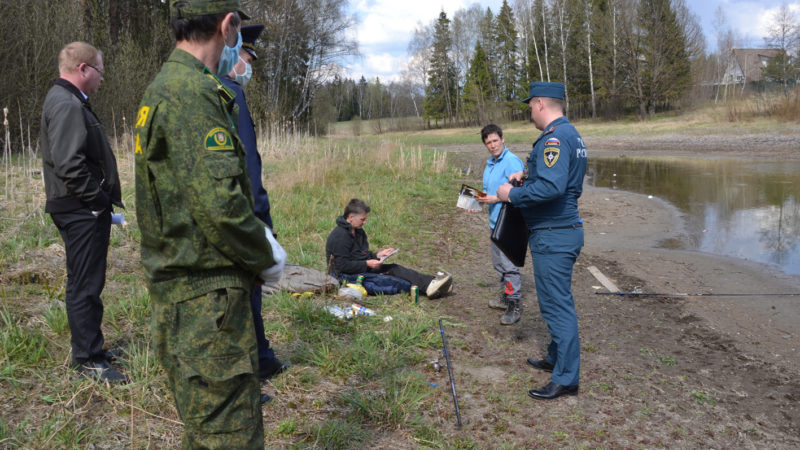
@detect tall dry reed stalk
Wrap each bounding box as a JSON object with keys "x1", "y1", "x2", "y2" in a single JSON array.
[{"x1": 4, "y1": 107, "x2": 9, "y2": 200}]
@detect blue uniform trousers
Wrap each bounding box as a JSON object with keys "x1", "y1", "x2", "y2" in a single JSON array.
[
  {"x1": 250, "y1": 284, "x2": 276, "y2": 371},
  {"x1": 530, "y1": 225, "x2": 583, "y2": 386}
]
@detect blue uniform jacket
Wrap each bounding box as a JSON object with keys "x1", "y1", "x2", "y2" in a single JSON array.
[
  {"x1": 508, "y1": 116, "x2": 587, "y2": 229},
  {"x1": 483, "y1": 147, "x2": 524, "y2": 229},
  {"x1": 222, "y1": 77, "x2": 273, "y2": 228}
]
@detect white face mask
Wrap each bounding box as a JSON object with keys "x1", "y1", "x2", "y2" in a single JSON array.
[{"x1": 234, "y1": 58, "x2": 253, "y2": 86}]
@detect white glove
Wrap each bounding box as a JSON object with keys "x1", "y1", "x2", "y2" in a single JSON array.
[{"x1": 259, "y1": 227, "x2": 286, "y2": 284}]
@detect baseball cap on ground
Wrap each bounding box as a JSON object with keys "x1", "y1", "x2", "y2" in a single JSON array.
[
  {"x1": 170, "y1": 0, "x2": 250, "y2": 20},
  {"x1": 521, "y1": 81, "x2": 565, "y2": 103}
]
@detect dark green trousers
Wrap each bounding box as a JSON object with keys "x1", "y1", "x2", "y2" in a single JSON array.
[{"x1": 152, "y1": 287, "x2": 263, "y2": 449}]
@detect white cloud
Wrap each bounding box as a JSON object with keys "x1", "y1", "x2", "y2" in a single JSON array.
[
  {"x1": 346, "y1": 0, "x2": 506, "y2": 79},
  {"x1": 724, "y1": 2, "x2": 800, "y2": 46},
  {"x1": 355, "y1": 0, "x2": 469, "y2": 48},
  {"x1": 344, "y1": 52, "x2": 411, "y2": 82}
]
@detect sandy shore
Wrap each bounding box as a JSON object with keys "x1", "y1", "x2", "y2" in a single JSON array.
[{"x1": 441, "y1": 138, "x2": 800, "y2": 445}]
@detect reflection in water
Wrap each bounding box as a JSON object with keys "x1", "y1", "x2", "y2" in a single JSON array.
[{"x1": 587, "y1": 157, "x2": 800, "y2": 275}]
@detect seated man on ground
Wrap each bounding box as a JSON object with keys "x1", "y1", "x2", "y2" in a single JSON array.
[{"x1": 325, "y1": 198, "x2": 452, "y2": 298}]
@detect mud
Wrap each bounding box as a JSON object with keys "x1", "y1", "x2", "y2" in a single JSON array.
[{"x1": 427, "y1": 139, "x2": 800, "y2": 447}]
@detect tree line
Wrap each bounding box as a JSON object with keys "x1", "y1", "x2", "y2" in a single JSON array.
[
  {"x1": 408, "y1": 0, "x2": 702, "y2": 125},
  {"x1": 0, "y1": 0, "x2": 357, "y2": 151}
]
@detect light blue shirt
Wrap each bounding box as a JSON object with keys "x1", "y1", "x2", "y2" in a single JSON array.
[{"x1": 483, "y1": 147, "x2": 524, "y2": 229}]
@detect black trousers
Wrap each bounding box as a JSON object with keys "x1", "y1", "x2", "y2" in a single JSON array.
[
  {"x1": 375, "y1": 264, "x2": 434, "y2": 292},
  {"x1": 50, "y1": 209, "x2": 111, "y2": 365}
]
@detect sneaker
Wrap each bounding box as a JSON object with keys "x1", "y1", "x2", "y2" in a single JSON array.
[
  {"x1": 500, "y1": 298, "x2": 521, "y2": 325},
  {"x1": 76, "y1": 359, "x2": 129, "y2": 384},
  {"x1": 426, "y1": 273, "x2": 453, "y2": 299},
  {"x1": 438, "y1": 272, "x2": 454, "y2": 294},
  {"x1": 488, "y1": 294, "x2": 508, "y2": 310}
]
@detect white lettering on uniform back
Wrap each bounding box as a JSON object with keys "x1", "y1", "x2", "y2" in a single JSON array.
[{"x1": 575, "y1": 137, "x2": 587, "y2": 158}]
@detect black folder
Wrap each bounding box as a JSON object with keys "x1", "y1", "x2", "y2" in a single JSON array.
[{"x1": 490, "y1": 201, "x2": 529, "y2": 267}]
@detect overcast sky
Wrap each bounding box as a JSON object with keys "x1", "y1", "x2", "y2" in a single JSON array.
[{"x1": 342, "y1": 0, "x2": 800, "y2": 82}]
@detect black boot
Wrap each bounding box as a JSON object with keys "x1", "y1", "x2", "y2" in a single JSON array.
[
  {"x1": 488, "y1": 293, "x2": 508, "y2": 310},
  {"x1": 500, "y1": 298, "x2": 521, "y2": 325}
]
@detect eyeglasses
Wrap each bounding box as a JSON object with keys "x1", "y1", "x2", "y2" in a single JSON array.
[{"x1": 84, "y1": 63, "x2": 104, "y2": 76}]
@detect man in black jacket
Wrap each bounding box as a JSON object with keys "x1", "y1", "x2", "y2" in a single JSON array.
[
  {"x1": 325, "y1": 198, "x2": 452, "y2": 298},
  {"x1": 41, "y1": 41, "x2": 126, "y2": 384}
]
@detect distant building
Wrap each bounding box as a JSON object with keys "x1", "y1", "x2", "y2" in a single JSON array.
[{"x1": 721, "y1": 48, "x2": 782, "y2": 86}]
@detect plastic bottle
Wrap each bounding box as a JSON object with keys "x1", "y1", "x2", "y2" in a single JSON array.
[
  {"x1": 350, "y1": 303, "x2": 376, "y2": 316},
  {"x1": 325, "y1": 305, "x2": 354, "y2": 320}
]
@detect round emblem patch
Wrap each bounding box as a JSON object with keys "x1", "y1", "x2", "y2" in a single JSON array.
[{"x1": 204, "y1": 127, "x2": 234, "y2": 151}]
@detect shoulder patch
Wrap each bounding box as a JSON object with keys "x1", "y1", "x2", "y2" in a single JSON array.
[
  {"x1": 544, "y1": 147, "x2": 560, "y2": 168},
  {"x1": 134, "y1": 106, "x2": 151, "y2": 155},
  {"x1": 204, "y1": 127, "x2": 234, "y2": 151},
  {"x1": 545, "y1": 137, "x2": 560, "y2": 147}
]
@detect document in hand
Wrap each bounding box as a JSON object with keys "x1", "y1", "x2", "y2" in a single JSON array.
[
  {"x1": 379, "y1": 248, "x2": 399, "y2": 262},
  {"x1": 456, "y1": 184, "x2": 485, "y2": 211}
]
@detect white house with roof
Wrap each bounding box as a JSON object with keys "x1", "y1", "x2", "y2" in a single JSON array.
[{"x1": 722, "y1": 48, "x2": 782, "y2": 86}]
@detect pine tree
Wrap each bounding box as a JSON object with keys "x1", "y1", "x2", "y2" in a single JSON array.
[
  {"x1": 639, "y1": 0, "x2": 692, "y2": 116},
  {"x1": 495, "y1": 0, "x2": 519, "y2": 105},
  {"x1": 424, "y1": 11, "x2": 458, "y2": 126},
  {"x1": 462, "y1": 42, "x2": 494, "y2": 123}
]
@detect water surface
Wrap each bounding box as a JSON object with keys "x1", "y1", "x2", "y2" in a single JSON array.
[{"x1": 586, "y1": 157, "x2": 800, "y2": 275}]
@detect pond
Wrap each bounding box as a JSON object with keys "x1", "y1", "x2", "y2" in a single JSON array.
[{"x1": 586, "y1": 156, "x2": 800, "y2": 275}]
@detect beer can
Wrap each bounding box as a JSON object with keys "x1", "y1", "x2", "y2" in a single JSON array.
[
  {"x1": 411, "y1": 285, "x2": 419, "y2": 304},
  {"x1": 356, "y1": 274, "x2": 365, "y2": 285}
]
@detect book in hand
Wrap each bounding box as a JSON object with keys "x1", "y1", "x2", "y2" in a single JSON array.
[
  {"x1": 379, "y1": 248, "x2": 399, "y2": 262},
  {"x1": 456, "y1": 184, "x2": 485, "y2": 211}
]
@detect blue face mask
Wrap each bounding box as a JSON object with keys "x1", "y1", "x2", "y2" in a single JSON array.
[
  {"x1": 234, "y1": 59, "x2": 253, "y2": 86},
  {"x1": 218, "y1": 31, "x2": 242, "y2": 76}
]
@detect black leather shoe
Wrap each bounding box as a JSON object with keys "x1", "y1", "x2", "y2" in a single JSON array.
[
  {"x1": 259, "y1": 359, "x2": 290, "y2": 380},
  {"x1": 102, "y1": 348, "x2": 123, "y2": 362},
  {"x1": 260, "y1": 393, "x2": 272, "y2": 404},
  {"x1": 526, "y1": 358, "x2": 554, "y2": 372},
  {"x1": 76, "y1": 359, "x2": 129, "y2": 384},
  {"x1": 528, "y1": 382, "x2": 578, "y2": 400}
]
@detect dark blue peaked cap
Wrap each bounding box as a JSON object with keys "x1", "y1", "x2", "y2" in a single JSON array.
[
  {"x1": 241, "y1": 24, "x2": 265, "y2": 59},
  {"x1": 521, "y1": 81, "x2": 565, "y2": 103}
]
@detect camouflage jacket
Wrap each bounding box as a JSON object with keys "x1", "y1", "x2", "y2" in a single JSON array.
[{"x1": 134, "y1": 49, "x2": 275, "y2": 301}]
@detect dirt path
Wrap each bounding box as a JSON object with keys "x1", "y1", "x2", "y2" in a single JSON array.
[{"x1": 424, "y1": 142, "x2": 800, "y2": 447}]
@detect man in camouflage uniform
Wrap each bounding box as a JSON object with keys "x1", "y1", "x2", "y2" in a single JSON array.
[{"x1": 134, "y1": 1, "x2": 284, "y2": 447}]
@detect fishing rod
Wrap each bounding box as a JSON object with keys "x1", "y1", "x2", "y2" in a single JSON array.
[
  {"x1": 438, "y1": 318, "x2": 462, "y2": 429},
  {"x1": 595, "y1": 291, "x2": 800, "y2": 297}
]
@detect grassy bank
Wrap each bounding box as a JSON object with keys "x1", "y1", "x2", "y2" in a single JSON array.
[
  {"x1": 328, "y1": 99, "x2": 800, "y2": 144},
  {"x1": 0, "y1": 131, "x2": 472, "y2": 447}
]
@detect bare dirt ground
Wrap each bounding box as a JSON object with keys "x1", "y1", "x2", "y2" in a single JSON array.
[{"x1": 424, "y1": 137, "x2": 800, "y2": 447}]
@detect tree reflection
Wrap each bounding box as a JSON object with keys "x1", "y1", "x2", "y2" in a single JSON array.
[{"x1": 587, "y1": 157, "x2": 800, "y2": 274}]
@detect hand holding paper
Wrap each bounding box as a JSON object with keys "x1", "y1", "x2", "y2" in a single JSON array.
[{"x1": 379, "y1": 248, "x2": 399, "y2": 262}]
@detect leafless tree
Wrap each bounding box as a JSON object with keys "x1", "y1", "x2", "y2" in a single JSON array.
[
  {"x1": 514, "y1": 0, "x2": 543, "y2": 81},
  {"x1": 407, "y1": 23, "x2": 434, "y2": 94},
  {"x1": 764, "y1": 3, "x2": 799, "y2": 57}
]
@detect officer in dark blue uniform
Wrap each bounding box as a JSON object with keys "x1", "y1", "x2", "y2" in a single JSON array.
[
  {"x1": 497, "y1": 81, "x2": 587, "y2": 400},
  {"x1": 222, "y1": 25, "x2": 289, "y2": 386}
]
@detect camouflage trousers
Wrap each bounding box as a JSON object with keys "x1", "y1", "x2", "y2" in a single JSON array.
[{"x1": 151, "y1": 286, "x2": 263, "y2": 449}]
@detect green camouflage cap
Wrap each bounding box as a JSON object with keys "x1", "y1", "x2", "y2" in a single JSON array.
[{"x1": 170, "y1": 0, "x2": 251, "y2": 20}]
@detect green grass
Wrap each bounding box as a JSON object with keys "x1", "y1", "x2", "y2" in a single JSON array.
[
  {"x1": 0, "y1": 129, "x2": 466, "y2": 447},
  {"x1": 1, "y1": 116, "x2": 782, "y2": 447}
]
